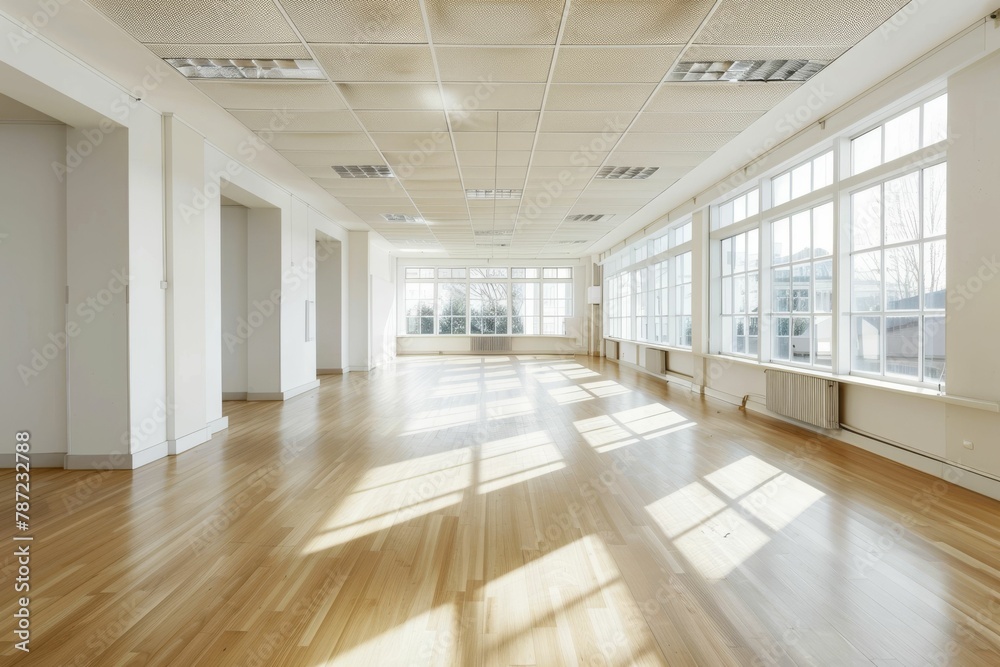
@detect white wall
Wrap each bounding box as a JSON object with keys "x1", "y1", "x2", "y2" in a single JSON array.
[
  {"x1": 348, "y1": 230, "x2": 370, "y2": 371},
  {"x1": 126, "y1": 103, "x2": 167, "y2": 458},
  {"x1": 164, "y1": 116, "x2": 208, "y2": 452},
  {"x1": 316, "y1": 235, "x2": 343, "y2": 371},
  {"x1": 370, "y1": 241, "x2": 395, "y2": 368},
  {"x1": 246, "y1": 208, "x2": 282, "y2": 395},
  {"x1": 221, "y1": 205, "x2": 248, "y2": 395},
  {"x1": 0, "y1": 122, "x2": 67, "y2": 464},
  {"x1": 66, "y1": 125, "x2": 130, "y2": 460}
]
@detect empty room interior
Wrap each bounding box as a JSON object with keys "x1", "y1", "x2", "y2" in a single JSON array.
[{"x1": 3, "y1": 0, "x2": 1000, "y2": 664}]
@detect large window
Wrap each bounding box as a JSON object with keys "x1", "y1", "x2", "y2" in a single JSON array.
[
  {"x1": 770, "y1": 202, "x2": 833, "y2": 367},
  {"x1": 720, "y1": 231, "x2": 759, "y2": 356},
  {"x1": 852, "y1": 94, "x2": 948, "y2": 175},
  {"x1": 401, "y1": 266, "x2": 573, "y2": 336},
  {"x1": 850, "y1": 162, "x2": 946, "y2": 382},
  {"x1": 603, "y1": 220, "x2": 693, "y2": 349}
]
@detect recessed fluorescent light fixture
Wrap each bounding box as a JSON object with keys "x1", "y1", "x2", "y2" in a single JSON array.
[
  {"x1": 565, "y1": 214, "x2": 612, "y2": 222},
  {"x1": 474, "y1": 230, "x2": 513, "y2": 236},
  {"x1": 164, "y1": 58, "x2": 325, "y2": 80},
  {"x1": 668, "y1": 60, "x2": 829, "y2": 83},
  {"x1": 595, "y1": 166, "x2": 658, "y2": 180},
  {"x1": 466, "y1": 189, "x2": 522, "y2": 200},
  {"x1": 333, "y1": 165, "x2": 394, "y2": 178},
  {"x1": 381, "y1": 214, "x2": 424, "y2": 223}
]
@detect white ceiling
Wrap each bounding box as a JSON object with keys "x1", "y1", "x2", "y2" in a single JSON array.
[{"x1": 83, "y1": 0, "x2": 911, "y2": 258}]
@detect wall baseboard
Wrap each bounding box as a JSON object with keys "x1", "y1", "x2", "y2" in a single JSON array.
[
  {"x1": 0, "y1": 452, "x2": 65, "y2": 469},
  {"x1": 317, "y1": 368, "x2": 343, "y2": 375},
  {"x1": 248, "y1": 379, "x2": 322, "y2": 401},
  {"x1": 65, "y1": 440, "x2": 169, "y2": 470},
  {"x1": 345, "y1": 365, "x2": 371, "y2": 372},
  {"x1": 168, "y1": 428, "x2": 211, "y2": 456},
  {"x1": 207, "y1": 416, "x2": 229, "y2": 434},
  {"x1": 222, "y1": 392, "x2": 247, "y2": 401}
]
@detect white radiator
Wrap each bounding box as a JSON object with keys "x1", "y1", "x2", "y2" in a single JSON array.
[
  {"x1": 765, "y1": 369, "x2": 839, "y2": 430},
  {"x1": 644, "y1": 347, "x2": 667, "y2": 374},
  {"x1": 472, "y1": 336, "x2": 512, "y2": 353},
  {"x1": 605, "y1": 339, "x2": 618, "y2": 360}
]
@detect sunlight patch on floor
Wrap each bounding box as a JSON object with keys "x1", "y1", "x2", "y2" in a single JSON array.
[
  {"x1": 738, "y1": 473, "x2": 825, "y2": 532},
  {"x1": 548, "y1": 385, "x2": 594, "y2": 404},
  {"x1": 402, "y1": 404, "x2": 480, "y2": 435},
  {"x1": 673, "y1": 508, "x2": 771, "y2": 579},
  {"x1": 646, "y1": 482, "x2": 728, "y2": 539},
  {"x1": 581, "y1": 380, "x2": 631, "y2": 398},
  {"x1": 704, "y1": 455, "x2": 783, "y2": 499}
]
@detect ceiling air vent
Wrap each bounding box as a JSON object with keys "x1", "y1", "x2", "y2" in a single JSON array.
[
  {"x1": 595, "y1": 166, "x2": 658, "y2": 180},
  {"x1": 476, "y1": 243, "x2": 510, "y2": 248},
  {"x1": 551, "y1": 240, "x2": 590, "y2": 246},
  {"x1": 474, "y1": 230, "x2": 513, "y2": 236},
  {"x1": 565, "y1": 214, "x2": 612, "y2": 222},
  {"x1": 381, "y1": 214, "x2": 424, "y2": 223},
  {"x1": 164, "y1": 58, "x2": 325, "y2": 80},
  {"x1": 466, "y1": 189, "x2": 522, "y2": 200},
  {"x1": 668, "y1": 60, "x2": 829, "y2": 83},
  {"x1": 333, "y1": 165, "x2": 394, "y2": 178}
]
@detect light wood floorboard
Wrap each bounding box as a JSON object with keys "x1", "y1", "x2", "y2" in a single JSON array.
[{"x1": 2, "y1": 355, "x2": 999, "y2": 665}]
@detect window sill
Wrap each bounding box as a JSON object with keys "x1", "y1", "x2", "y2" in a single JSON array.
[
  {"x1": 396, "y1": 334, "x2": 576, "y2": 339},
  {"x1": 703, "y1": 353, "x2": 999, "y2": 413},
  {"x1": 605, "y1": 337, "x2": 693, "y2": 355}
]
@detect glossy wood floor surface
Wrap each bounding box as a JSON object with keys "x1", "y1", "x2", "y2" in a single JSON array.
[{"x1": 3, "y1": 355, "x2": 1000, "y2": 666}]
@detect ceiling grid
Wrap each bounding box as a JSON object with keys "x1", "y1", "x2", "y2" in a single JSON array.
[{"x1": 82, "y1": 0, "x2": 914, "y2": 257}]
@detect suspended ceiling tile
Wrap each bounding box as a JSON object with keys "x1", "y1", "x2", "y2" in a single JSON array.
[
  {"x1": 605, "y1": 151, "x2": 714, "y2": 168},
  {"x1": 545, "y1": 84, "x2": 657, "y2": 111},
  {"x1": 538, "y1": 110, "x2": 637, "y2": 133},
  {"x1": 424, "y1": 0, "x2": 565, "y2": 45},
  {"x1": 338, "y1": 83, "x2": 444, "y2": 109},
  {"x1": 436, "y1": 46, "x2": 554, "y2": 82},
  {"x1": 146, "y1": 43, "x2": 309, "y2": 58},
  {"x1": 312, "y1": 44, "x2": 436, "y2": 81},
  {"x1": 629, "y1": 111, "x2": 764, "y2": 133},
  {"x1": 229, "y1": 109, "x2": 362, "y2": 132},
  {"x1": 534, "y1": 132, "x2": 622, "y2": 152},
  {"x1": 279, "y1": 0, "x2": 427, "y2": 43},
  {"x1": 447, "y1": 111, "x2": 498, "y2": 132},
  {"x1": 279, "y1": 149, "x2": 384, "y2": 166},
  {"x1": 615, "y1": 132, "x2": 738, "y2": 152},
  {"x1": 263, "y1": 132, "x2": 378, "y2": 151},
  {"x1": 684, "y1": 44, "x2": 849, "y2": 62},
  {"x1": 563, "y1": 0, "x2": 714, "y2": 44},
  {"x1": 353, "y1": 110, "x2": 449, "y2": 132},
  {"x1": 452, "y1": 132, "x2": 496, "y2": 151},
  {"x1": 498, "y1": 111, "x2": 540, "y2": 132},
  {"x1": 369, "y1": 132, "x2": 454, "y2": 152},
  {"x1": 532, "y1": 151, "x2": 607, "y2": 167},
  {"x1": 383, "y1": 151, "x2": 456, "y2": 166},
  {"x1": 86, "y1": 0, "x2": 298, "y2": 43},
  {"x1": 193, "y1": 82, "x2": 347, "y2": 110},
  {"x1": 496, "y1": 132, "x2": 536, "y2": 151},
  {"x1": 645, "y1": 82, "x2": 801, "y2": 112},
  {"x1": 552, "y1": 46, "x2": 682, "y2": 83},
  {"x1": 442, "y1": 83, "x2": 546, "y2": 111},
  {"x1": 696, "y1": 0, "x2": 910, "y2": 46}
]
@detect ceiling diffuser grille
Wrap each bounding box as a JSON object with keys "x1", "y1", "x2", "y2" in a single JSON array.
[
  {"x1": 668, "y1": 60, "x2": 829, "y2": 83},
  {"x1": 164, "y1": 58, "x2": 324, "y2": 80},
  {"x1": 466, "y1": 189, "x2": 523, "y2": 199},
  {"x1": 595, "y1": 166, "x2": 659, "y2": 180},
  {"x1": 565, "y1": 214, "x2": 612, "y2": 222},
  {"x1": 333, "y1": 165, "x2": 394, "y2": 178},
  {"x1": 381, "y1": 214, "x2": 424, "y2": 223}
]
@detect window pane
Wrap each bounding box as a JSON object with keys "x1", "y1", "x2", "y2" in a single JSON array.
[
  {"x1": 748, "y1": 229, "x2": 759, "y2": 270},
  {"x1": 791, "y1": 211, "x2": 811, "y2": 262},
  {"x1": 924, "y1": 316, "x2": 946, "y2": 382},
  {"x1": 792, "y1": 162, "x2": 811, "y2": 199},
  {"x1": 773, "y1": 172, "x2": 791, "y2": 206},
  {"x1": 722, "y1": 237, "x2": 734, "y2": 275},
  {"x1": 924, "y1": 163, "x2": 947, "y2": 237},
  {"x1": 884, "y1": 107, "x2": 920, "y2": 162},
  {"x1": 813, "y1": 202, "x2": 834, "y2": 258},
  {"x1": 734, "y1": 274, "x2": 747, "y2": 314},
  {"x1": 814, "y1": 316, "x2": 833, "y2": 367},
  {"x1": 772, "y1": 316, "x2": 790, "y2": 361},
  {"x1": 718, "y1": 201, "x2": 734, "y2": 229},
  {"x1": 886, "y1": 316, "x2": 919, "y2": 378},
  {"x1": 922, "y1": 94, "x2": 948, "y2": 146},
  {"x1": 733, "y1": 196, "x2": 746, "y2": 223},
  {"x1": 734, "y1": 233, "x2": 746, "y2": 273},
  {"x1": 748, "y1": 273, "x2": 759, "y2": 314},
  {"x1": 772, "y1": 218, "x2": 790, "y2": 265},
  {"x1": 814, "y1": 259, "x2": 833, "y2": 313},
  {"x1": 746, "y1": 190, "x2": 759, "y2": 217},
  {"x1": 853, "y1": 127, "x2": 882, "y2": 174},
  {"x1": 524, "y1": 268, "x2": 539, "y2": 278},
  {"x1": 813, "y1": 152, "x2": 834, "y2": 189},
  {"x1": 558, "y1": 268, "x2": 572, "y2": 279},
  {"x1": 852, "y1": 251, "x2": 881, "y2": 311},
  {"x1": 511, "y1": 268, "x2": 525, "y2": 278},
  {"x1": 722, "y1": 276, "x2": 733, "y2": 315},
  {"x1": 792, "y1": 264, "x2": 811, "y2": 312},
  {"x1": 852, "y1": 185, "x2": 881, "y2": 251},
  {"x1": 885, "y1": 245, "x2": 920, "y2": 310},
  {"x1": 884, "y1": 171, "x2": 920, "y2": 245},
  {"x1": 851, "y1": 315, "x2": 882, "y2": 374},
  {"x1": 772, "y1": 267, "x2": 790, "y2": 313},
  {"x1": 792, "y1": 317, "x2": 811, "y2": 363},
  {"x1": 923, "y1": 240, "x2": 946, "y2": 309}
]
